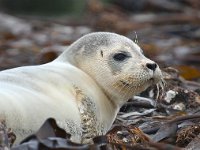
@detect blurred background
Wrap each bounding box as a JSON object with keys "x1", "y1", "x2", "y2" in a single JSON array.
[{"x1": 0, "y1": 0, "x2": 200, "y2": 81}]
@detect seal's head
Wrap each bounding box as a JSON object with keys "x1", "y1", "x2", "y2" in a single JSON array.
[{"x1": 58, "y1": 32, "x2": 163, "y2": 106}]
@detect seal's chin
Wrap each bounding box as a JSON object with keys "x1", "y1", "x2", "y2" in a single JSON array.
[
  {"x1": 110, "y1": 74, "x2": 164, "y2": 106},
  {"x1": 114, "y1": 79, "x2": 150, "y2": 95},
  {"x1": 117, "y1": 76, "x2": 161, "y2": 94},
  {"x1": 120, "y1": 76, "x2": 157, "y2": 88}
]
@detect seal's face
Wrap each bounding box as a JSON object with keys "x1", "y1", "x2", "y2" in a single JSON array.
[
  {"x1": 71, "y1": 32, "x2": 163, "y2": 106},
  {"x1": 107, "y1": 44, "x2": 162, "y2": 100},
  {"x1": 95, "y1": 42, "x2": 162, "y2": 105}
]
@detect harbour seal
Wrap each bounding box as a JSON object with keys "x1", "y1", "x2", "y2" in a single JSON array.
[{"x1": 0, "y1": 32, "x2": 163, "y2": 144}]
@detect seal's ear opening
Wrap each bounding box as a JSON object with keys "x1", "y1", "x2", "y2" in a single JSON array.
[{"x1": 100, "y1": 50, "x2": 103, "y2": 57}]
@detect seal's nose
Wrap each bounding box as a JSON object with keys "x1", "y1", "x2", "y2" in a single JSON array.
[{"x1": 146, "y1": 63, "x2": 157, "y2": 71}]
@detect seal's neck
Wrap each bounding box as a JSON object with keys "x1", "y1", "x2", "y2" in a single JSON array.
[
  {"x1": 102, "y1": 88, "x2": 128, "y2": 108},
  {"x1": 95, "y1": 91, "x2": 120, "y2": 133}
]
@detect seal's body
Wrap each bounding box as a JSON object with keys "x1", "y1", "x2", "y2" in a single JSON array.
[
  {"x1": 0, "y1": 32, "x2": 163, "y2": 144},
  {"x1": 0, "y1": 62, "x2": 113, "y2": 143}
]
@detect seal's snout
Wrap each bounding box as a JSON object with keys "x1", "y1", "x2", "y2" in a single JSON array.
[{"x1": 146, "y1": 63, "x2": 157, "y2": 71}]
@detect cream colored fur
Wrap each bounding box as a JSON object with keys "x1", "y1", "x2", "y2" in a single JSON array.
[{"x1": 0, "y1": 32, "x2": 162, "y2": 144}]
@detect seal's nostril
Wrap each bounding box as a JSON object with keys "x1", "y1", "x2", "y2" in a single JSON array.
[{"x1": 146, "y1": 63, "x2": 157, "y2": 71}]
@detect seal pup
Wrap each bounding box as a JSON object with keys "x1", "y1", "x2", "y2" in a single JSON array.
[{"x1": 0, "y1": 32, "x2": 163, "y2": 144}]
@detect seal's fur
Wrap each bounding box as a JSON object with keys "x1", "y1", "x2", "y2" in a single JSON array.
[{"x1": 0, "y1": 32, "x2": 163, "y2": 144}]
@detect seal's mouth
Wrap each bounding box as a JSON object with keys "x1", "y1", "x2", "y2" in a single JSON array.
[
  {"x1": 149, "y1": 77, "x2": 155, "y2": 83},
  {"x1": 120, "y1": 77, "x2": 156, "y2": 88},
  {"x1": 150, "y1": 75, "x2": 162, "y2": 84},
  {"x1": 119, "y1": 80, "x2": 147, "y2": 88}
]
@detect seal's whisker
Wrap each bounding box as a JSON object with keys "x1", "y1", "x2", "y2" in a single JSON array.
[
  {"x1": 160, "y1": 78, "x2": 166, "y2": 97},
  {"x1": 155, "y1": 84, "x2": 160, "y2": 100},
  {"x1": 134, "y1": 31, "x2": 139, "y2": 44}
]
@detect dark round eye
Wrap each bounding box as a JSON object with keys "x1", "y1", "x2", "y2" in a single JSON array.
[{"x1": 113, "y1": 53, "x2": 128, "y2": 61}]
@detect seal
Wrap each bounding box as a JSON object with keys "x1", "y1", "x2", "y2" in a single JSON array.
[{"x1": 0, "y1": 32, "x2": 163, "y2": 144}]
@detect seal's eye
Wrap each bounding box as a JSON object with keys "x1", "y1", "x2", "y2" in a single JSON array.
[{"x1": 113, "y1": 53, "x2": 128, "y2": 61}]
